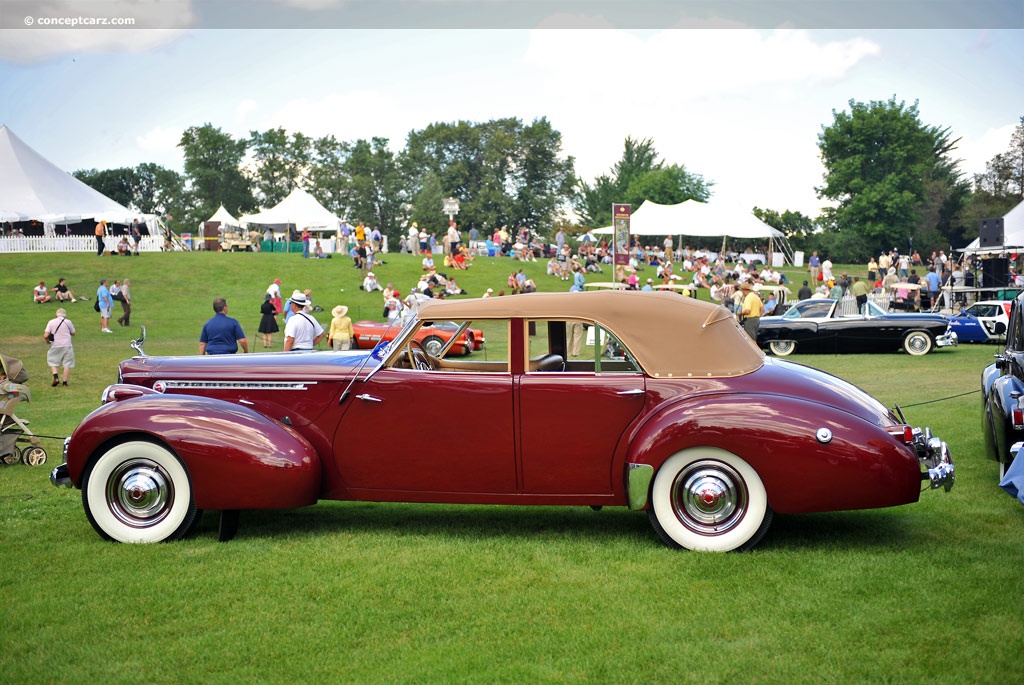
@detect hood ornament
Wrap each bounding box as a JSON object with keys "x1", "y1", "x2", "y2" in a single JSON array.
[{"x1": 130, "y1": 326, "x2": 147, "y2": 357}]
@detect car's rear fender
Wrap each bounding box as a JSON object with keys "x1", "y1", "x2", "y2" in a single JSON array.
[
  {"x1": 66, "y1": 393, "x2": 320, "y2": 510},
  {"x1": 625, "y1": 393, "x2": 922, "y2": 514},
  {"x1": 984, "y1": 371, "x2": 1024, "y2": 464}
]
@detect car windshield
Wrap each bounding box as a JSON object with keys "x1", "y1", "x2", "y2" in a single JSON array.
[
  {"x1": 966, "y1": 304, "x2": 1000, "y2": 317},
  {"x1": 783, "y1": 300, "x2": 835, "y2": 319}
]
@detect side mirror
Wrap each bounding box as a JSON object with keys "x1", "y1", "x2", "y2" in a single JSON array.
[{"x1": 995, "y1": 322, "x2": 1007, "y2": 335}]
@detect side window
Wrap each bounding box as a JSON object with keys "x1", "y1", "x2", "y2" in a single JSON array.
[
  {"x1": 388, "y1": 319, "x2": 509, "y2": 373},
  {"x1": 527, "y1": 319, "x2": 642, "y2": 374},
  {"x1": 1010, "y1": 305, "x2": 1024, "y2": 353}
]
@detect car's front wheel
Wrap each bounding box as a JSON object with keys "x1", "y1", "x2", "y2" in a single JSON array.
[
  {"x1": 82, "y1": 441, "x2": 198, "y2": 543},
  {"x1": 648, "y1": 447, "x2": 773, "y2": 552},
  {"x1": 903, "y1": 330, "x2": 933, "y2": 356},
  {"x1": 769, "y1": 340, "x2": 796, "y2": 356}
]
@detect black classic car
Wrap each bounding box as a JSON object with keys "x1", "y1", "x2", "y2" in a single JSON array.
[
  {"x1": 982, "y1": 291, "x2": 1024, "y2": 481},
  {"x1": 757, "y1": 298, "x2": 957, "y2": 356}
]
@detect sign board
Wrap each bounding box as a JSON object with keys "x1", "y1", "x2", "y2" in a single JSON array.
[
  {"x1": 443, "y1": 197, "x2": 460, "y2": 219},
  {"x1": 612, "y1": 204, "x2": 630, "y2": 266}
]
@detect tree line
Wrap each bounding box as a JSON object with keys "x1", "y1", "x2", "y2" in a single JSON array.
[{"x1": 73, "y1": 104, "x2": 1024, "y2": 262}]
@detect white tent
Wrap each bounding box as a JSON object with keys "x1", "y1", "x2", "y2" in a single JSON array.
[
  {"x1": 962, "y1": 200, "x2": 1024, "y2": 254},
  {"x1": 239, "y1": 187, "x2": 340, "y2": 233},
  {"x1": 592, "y1": 199, "x2": 783, "y2": 239},
  {"x1": 203, "y1": 205, "x2": 241, "y2": 228},
  {"x1": 0, "y1": 125, "x2": 136, "y2": 226}
]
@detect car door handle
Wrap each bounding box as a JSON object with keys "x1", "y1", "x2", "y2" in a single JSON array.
[
  {"x1": 355, "y1": 394, "x2": 383, "y2": 402},
  {"x1": 616, "y1": 388, "x2": 645, "y2": 396}
]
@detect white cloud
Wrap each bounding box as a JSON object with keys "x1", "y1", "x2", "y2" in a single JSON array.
[
  {"x1": 235, "y1": 99, "x2": 258, "y2": 125},
  {"x1": 136, "y1": 125, "x2": 181, "y2": 154},
  {"x1": 957, "y1": 123, "x2": 1017, "y2": 178}
]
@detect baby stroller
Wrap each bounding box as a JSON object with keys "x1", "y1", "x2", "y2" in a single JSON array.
[{"x1": 0, "y1": 354, "x2": 46, "y2": 466}]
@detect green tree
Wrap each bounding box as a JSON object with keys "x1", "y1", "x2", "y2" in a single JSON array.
[
  {"x1": 178, "y1": 124, "x2": 254, "y2": 228},
  {"x1": 342, "y1": 137, "x2": 406, "y2": 241},
  {"x1": 575, "y1": 137, "x2": 712, "y2": 228},
  {"x1": 752, "y1": 207, "x2": 817, "y2": 251},
  {"x1": 501, "y1": 117, "x2": 576, "y2": 235},
  {"x1": 308, "y1": 135, "x2": 351, "y2": 219},
  {"x1": 73, "y1": 167, "x2": 136, "y2": 208},
  {"x1": 962, "y1": 116, "x2": 1024, "y2": 243},
  {"x1": 817, "y1": 97, "x2": 965, "y2": 260},
  {"x1": 248, "y1": 127, "x2": 313, "y2": 207},
  {"x1": 133, "y1": 163, "x2": 185, "y2": 217},
  {"x1": 403, "y1": 117, "x2": 575, "y2": 237}
]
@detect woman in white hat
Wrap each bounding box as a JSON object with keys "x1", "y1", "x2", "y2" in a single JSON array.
[{"x1": 328, "y1": 305, "x2": 353, "y2": 351}]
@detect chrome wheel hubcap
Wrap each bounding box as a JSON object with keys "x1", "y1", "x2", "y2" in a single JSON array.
[
  {"x1": 107, "y1": 459, "x2": 173, "y2": 527},
  {"x1": 671, "y1": 460, "x2": 747, "y2": 534}
]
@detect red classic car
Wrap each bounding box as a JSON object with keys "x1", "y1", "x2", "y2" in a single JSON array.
[
  {"x1": 52, "y1": 291, "x2": 954, "y2": 551},
  {"x1": 351, "y1": 319, "x2": 484, "y2": 356}
]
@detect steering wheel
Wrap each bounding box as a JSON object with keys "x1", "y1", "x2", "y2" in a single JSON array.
[{"x1": 405, "y1": 340, "x2": 435, "y2": 371}]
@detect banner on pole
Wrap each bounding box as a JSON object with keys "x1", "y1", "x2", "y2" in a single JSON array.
[{"x1": 612, "y1": 204, "x2": 630, "y2": 266}]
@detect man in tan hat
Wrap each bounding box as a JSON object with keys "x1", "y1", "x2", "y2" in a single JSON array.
[
  {"x1": 739, "y1": 280, "x2": 764, "y2": 341},
  {"x1": 328, "y1": 305, "x2": 353, "y2": 350}
]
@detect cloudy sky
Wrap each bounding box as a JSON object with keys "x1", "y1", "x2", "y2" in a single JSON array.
[{"x1": 1, "y1": 0, "x2": 1021, "y2": 220}]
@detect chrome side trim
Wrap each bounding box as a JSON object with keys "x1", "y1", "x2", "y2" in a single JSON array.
[
  {"x1": 626, "y1": 463, "x2": 654, "y2": 510},
  {"x1": 157, "y1": 380, "x2": 315, "y2": 391}
]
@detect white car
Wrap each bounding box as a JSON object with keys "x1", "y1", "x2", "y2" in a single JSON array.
[{"x1": 948, "y1": 300, "x2": 1013, "y2": 343}]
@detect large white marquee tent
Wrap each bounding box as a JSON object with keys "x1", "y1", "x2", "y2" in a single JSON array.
[
  {"x1": 0, "y1": 125, "x2": 139, "y2": 228},
  {"x1": 239, "y1": 187, "x2": 341, "y2": 233},
  {"x1": 593, "y1": 199, "x2": 784, "y2": 239}
]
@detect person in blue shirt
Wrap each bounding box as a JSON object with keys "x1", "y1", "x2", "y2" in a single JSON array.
[
  {"x1": 199, "y1": 298, "x2": 248, "y2": 355},
  {"x1": 96, "y1": 279, "x2": 113, "y2": 333},
  {"x1": 925, "y1": 267, "x2": 942, "y2": 310}
]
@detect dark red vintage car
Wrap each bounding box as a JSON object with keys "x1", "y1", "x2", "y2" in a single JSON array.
[
  {"x1": 351, "y1": 319, "x2": 484, "y2": 356},
  {"x1": 52, "y1": 291, "x2": 954, "y2": 551}
]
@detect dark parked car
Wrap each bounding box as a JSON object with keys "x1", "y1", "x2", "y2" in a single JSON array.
[
  {"x1": 52, "y1": 291, "x2": 954, "y2": 551},
  {"x1": 982, "y1": 292, "x2": 1024, "y2": 480},
  {"x1": 757, "y1": 298, "x2": 958, "y2": 356}
]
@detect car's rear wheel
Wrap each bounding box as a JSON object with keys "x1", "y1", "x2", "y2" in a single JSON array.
[
  {"x1": 903, "y1": 331, "x2": 933, "y2": 356},
  {"x1": 82, "y1": 441, "x2": 198, "y2": 543},
  {"x1": 648, "y1": 447, "x2": 773, "y2": 552},
  {"x1": 421, "y1": 335, "x2": 444, "y2": 357},
  {"x1": 769, "y1": 340, "x2": 796, "y2": 356}
]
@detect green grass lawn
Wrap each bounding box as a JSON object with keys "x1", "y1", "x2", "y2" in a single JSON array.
[{"x1": 1, "y1": 251, "x2": 1021, "y2": 683}]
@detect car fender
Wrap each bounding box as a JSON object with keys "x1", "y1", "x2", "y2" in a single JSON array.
[
  {"x1": 66, "y1": 393, "x2": 320, "y2": 510},
  {"x1": 984, "y1": 371, "x2": 1024, "y2": 463},
  {"x1": 625, "y1": 393, "x2": 922, "y2": 514}
]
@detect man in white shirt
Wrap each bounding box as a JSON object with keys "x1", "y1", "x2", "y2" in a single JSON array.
[{"x1": 283, "y1": 291, "x2": 325, "y2": 351}]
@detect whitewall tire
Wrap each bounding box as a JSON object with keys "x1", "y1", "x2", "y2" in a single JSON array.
[
  {"x1": 82, "y1": 441, "x2": 198, "y2": 543},
  {"x1": 903, "y1": 331, "x2": 933, "y2": 356},
  {"x1": 769, "y1": 340, "x2": 796, "y2": 357},
  {"x1": 648, "y1": 447, "x2": 773, "y2": 552}
]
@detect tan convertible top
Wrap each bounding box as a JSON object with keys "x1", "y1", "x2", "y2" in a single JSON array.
[{"x1": 417, "y1": 290, "x2": 764, "y2": 378}]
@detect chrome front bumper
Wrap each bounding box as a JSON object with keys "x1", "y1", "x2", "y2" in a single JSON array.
[
  {"x1": 936, "y1": 331, "x2": 958, "y2": 348},
  {"x1": 50, "y1": 437, "x2": 72, "y2": 488},
  {"x1": 915, "y1": 428, "x2": 954, "y2": 491}
]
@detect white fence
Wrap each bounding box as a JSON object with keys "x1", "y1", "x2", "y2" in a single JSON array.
[{"x1": 0, "y1": 236, "x2": 165, "y2": 253}]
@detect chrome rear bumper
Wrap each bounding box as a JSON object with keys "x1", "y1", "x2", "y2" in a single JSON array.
[{"x1": 916, "y1": 429, "x2": 954, "y2": 492}]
